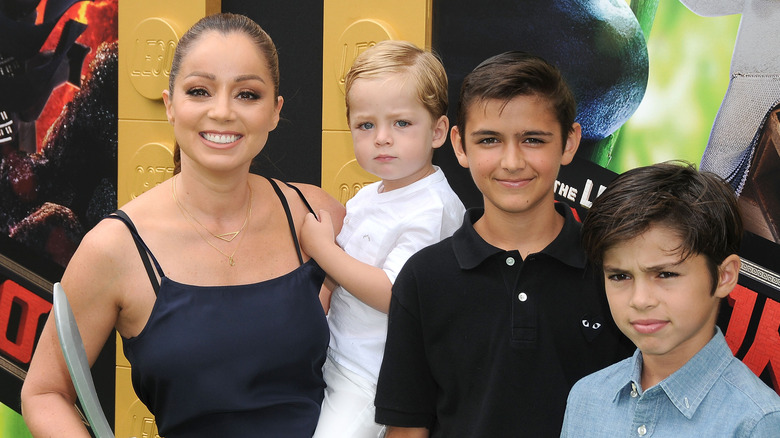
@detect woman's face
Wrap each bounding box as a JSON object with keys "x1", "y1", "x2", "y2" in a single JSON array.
[{"x1": 163, "y1": 31, "x2": 283, "y2": 175}]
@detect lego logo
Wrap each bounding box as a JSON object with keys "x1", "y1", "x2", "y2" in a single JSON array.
[
  {"x1": 333, "y1": 159, "x2": 378, "y2": 204},
  {"x1": 128, "y1": 18, "x2": 179, "y2": 100},
  {"x1": 334, "y1": 19, "x2": 395, "y2": 95},
  {"x1": 130, "y1": 142, "x2": 174, "y2": 200}
]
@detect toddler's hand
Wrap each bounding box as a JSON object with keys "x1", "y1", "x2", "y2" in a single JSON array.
[{"x1": 301, "y1": 210, "x2": 336, "y2": 259}]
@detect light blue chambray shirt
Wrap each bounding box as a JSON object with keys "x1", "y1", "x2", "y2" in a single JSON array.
[{"x1": 561, "y1": 327, "x2": 780, "y2": 437}]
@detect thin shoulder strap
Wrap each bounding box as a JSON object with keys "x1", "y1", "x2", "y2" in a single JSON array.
[
  {"x1": 284, "y1": 182, "x2": 317, "y2": 218},
  {"x1": 265, "y1": 177, "x2": 316, "y2": 265},
  {"x1": 106, "y1": 210, "x2": 163, "y2": 295}
]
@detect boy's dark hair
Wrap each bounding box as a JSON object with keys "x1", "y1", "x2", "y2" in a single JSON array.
[
  {"x1": 582, "y1": 161, "x2": 743, "y2": 292},
  {"x1": 456, "y1": 51, "x2": 576, "y2": 147}
]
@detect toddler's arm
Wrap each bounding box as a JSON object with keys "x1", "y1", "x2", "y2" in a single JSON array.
[{"x1": 301, "y1": 210, "x2": 393, "y2": 312}]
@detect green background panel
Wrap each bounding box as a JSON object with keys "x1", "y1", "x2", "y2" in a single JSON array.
[{"x1": 610, "y1": 1, "x2": 740, "y2": 172}]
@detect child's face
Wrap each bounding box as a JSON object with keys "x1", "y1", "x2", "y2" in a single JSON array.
[
  {"x1": 451, "y1": 94, "x2": 579, "y2": 216},
  {"x1": 602, "y1": 225, "x2": 739, "y2": 369},
  {"x1": 347, "y1": 74, "x2": 448, "y2": 192}
]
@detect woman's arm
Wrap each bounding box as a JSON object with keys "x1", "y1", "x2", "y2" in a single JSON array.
[{"x1": 21, "y1": 221, "x2": 127, "y2": 436}]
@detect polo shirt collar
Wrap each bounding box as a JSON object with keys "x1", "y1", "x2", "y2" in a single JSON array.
[
  {"x1": 614, "y1": 327, "x2": 733, "y2": 419},
  {"x1": 452, "y1": 202, "x2": 586, "y2": 270},
  {"x1": 452, "y1": 209, "x2": 501, "y2": 269},
  {"x1": 546, "y1": 202, "x2": 587, "y2": 268}
]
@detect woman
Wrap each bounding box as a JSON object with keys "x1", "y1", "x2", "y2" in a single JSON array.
[{"x1": 21, "y1": 13, "x2": 344, "y2": 437}]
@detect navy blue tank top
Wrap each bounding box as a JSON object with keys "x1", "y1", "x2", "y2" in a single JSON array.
[{"x1": 109, "y1": 178, "x2": 328, "y2": 437}]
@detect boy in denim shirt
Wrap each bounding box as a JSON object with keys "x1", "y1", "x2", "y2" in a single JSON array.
[{"x1": 562, "y1": 162, "x2": 780, "y2": 437}]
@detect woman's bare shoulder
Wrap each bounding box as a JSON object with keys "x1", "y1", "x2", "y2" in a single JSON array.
[
  {"x1": 53, "y1": 217, "x2": 138, "y2": 325},
  {"x1": 78, "y1": 214, "x2": 133, "y2": 257},
  {"x1": 65, "y1": 214, "x2": 137, "y2": 280},
  {"x1": 67, "y1": 182, "x2": 170, "y2": 283}
]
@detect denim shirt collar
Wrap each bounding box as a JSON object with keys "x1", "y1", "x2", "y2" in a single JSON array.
[
  {"x1": 453, "y1": 202, "x2": 586, "y2": 270},
  {"x1": 614, "y1": 327, "x2": 733, "y2": 419}
]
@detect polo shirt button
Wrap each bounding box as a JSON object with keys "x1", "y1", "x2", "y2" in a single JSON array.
[
  {"x1": 637, "y1": 425, "x2": 647, "y2": 436},
  {"x1": 518, "y1": 292, "x2": 527, "y2": 302},
  {"x1": 506, "y1": 256, "x2": 515, "y2": 266}
]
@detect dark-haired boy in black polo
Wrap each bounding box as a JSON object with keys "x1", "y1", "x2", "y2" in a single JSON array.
[{"x1": 374, "y1": 51, "x2": 631, "y2": 437}]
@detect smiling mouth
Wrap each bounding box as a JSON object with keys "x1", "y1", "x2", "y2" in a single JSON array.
[
  {"x1": 201, "y1": 132, "x2": 242, "y2": 144},
  {"x1": 497, "y1": 178, "x2": 531, "y2": 187}
]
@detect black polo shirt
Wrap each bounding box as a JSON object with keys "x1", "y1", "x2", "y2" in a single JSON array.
[{"x1": 375, "y1": 203, "x2": 632, "y2": 437}]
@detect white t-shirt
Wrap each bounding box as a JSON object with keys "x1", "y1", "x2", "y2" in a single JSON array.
[{"x1": 328, "y1": 166, "x2": 465, "y2": 382}]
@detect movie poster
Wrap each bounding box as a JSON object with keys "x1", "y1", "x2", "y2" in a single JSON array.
[
  {"x1": 567, "y1": 1, "x2": 780, "y2": 396},
  {"x1": 0, "y1": 0, "x2": 118, "y2": 435}
]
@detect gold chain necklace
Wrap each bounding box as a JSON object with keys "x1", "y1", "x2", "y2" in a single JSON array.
[
  {"x1": 173, "y1": 176, "x2": 252, "y2": 242},
  {"x1": 172, "y1": 175, "x2": 253, "y2": 266}
]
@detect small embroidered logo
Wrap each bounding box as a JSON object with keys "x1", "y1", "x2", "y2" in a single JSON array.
[{"x1": 581, "y1": 314, "x2": 604, "y2": 341}]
